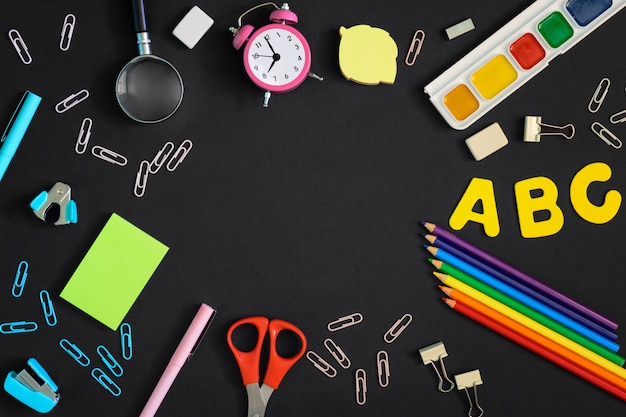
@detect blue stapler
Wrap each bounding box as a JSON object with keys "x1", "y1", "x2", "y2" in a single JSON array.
[
  {"x1": 4, "y1": 358, "x2": 60, "y2": 413},
  {"x1": 30, "y1": 182, "x2": 78, "y2": 225}
]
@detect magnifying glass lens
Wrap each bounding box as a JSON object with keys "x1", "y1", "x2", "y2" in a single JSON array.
[{"x1": 116, "y1": 57, "x2": 183, "y2": 123}]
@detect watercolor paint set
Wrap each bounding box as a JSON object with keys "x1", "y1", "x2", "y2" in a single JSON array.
[{"x1": 424, "y1": 0, "x2": 626, "y2": 130}]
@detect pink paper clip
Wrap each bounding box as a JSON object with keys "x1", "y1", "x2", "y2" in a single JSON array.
[
  {"x1": 75, "y1": 118, "x2": 92, "y2": 154},
  {"x1": 166, "y1": 139, "x2": 193, "y2": 172},
  {"x1": 8, "y1": 29, "x2": 32, "y2": 64},
  {"x1": 55, "y1": 89, "x2": 89, "y2": 113},
  {"x1": 149, "y1": 141, "x2": 175, "y2": 174},
  {"x1": 327, "y1": 312, "x2": 363, "y2": 331},
  {"x1": 134, "y1": 161, "x2": 150, "y2": 198},
  {"x1": 91, "y1": 145, "x2": 128, "y2": 166}
]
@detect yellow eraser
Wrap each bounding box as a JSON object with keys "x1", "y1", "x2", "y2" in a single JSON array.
[{"x1": 338, "y1": 25, "x2": 398, "y2": 85}]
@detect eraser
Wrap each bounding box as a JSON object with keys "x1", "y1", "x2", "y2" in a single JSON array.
[
  {"x1": 465, "y1": 122, "x2": 508, "y2": 161},
  {"x1": 172, "y1": 6, "x2": 214, "y2": 49},
  {"x1": 445, "y1": 18, "x2": 475, "y2": 40}
]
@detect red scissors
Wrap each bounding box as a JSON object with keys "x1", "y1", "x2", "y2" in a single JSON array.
[{"x1": 227, "y1": 316, "x2": 307, "y2": 417}]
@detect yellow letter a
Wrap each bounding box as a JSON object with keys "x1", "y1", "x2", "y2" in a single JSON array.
[{"x1": 449, "y1": 178, "x2": 500, "y2": 237}]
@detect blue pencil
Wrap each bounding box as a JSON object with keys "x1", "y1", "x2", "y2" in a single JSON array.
[
  {"x1": 423, "y1": 235, "x2": 618, "y2": 342},
  {"x1": 426, "y1": 245, "x2": 620, "y2": 353}
]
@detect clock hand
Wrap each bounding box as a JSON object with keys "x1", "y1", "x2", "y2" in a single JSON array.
[{"x1": 265, "y1": 38, "x2": 276, "y2": 54}]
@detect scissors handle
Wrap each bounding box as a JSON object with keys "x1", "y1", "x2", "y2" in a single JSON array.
[
  {"x1": 227, "y1": 316, "x2": 269, "y2": 386},
  {"x1": 265, "y1": 319, "x2": 307, "y2": 389}
]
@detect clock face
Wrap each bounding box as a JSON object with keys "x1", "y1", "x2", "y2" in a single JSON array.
[{"x1": 243, "y1": 23, "x2": 311, "y2": 93}]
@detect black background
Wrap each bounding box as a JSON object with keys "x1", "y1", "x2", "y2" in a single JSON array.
[{"x1": 1, "y1": 0, "x2": 626, "y2": 416}]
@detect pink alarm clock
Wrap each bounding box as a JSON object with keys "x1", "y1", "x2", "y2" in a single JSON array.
[{"x1": 230, "y1": 3, "x2": 314, "y2": 107}]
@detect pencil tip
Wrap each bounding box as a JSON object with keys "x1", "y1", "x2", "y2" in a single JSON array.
[{"x1": 433, "y1": 271, "x2": 446, "y2": 282}]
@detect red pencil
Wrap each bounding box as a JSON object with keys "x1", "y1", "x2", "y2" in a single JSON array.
[{"x1": 443, "y1": 298, "x2": 626, "y2": 402}]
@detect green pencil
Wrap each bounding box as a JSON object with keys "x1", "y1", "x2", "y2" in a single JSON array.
[{"x1": 428, "y1": 258, "x2": 625, "y2": 366}]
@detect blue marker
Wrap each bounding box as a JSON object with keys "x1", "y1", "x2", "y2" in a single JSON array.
[
  {"x1": 0, "y1": 91, "x2": 42, "y2": 183},
  {"x1": 428, "y1": 246, "x2": 620, "y2": 353}
]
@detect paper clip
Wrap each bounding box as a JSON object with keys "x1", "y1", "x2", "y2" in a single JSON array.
[
  {"x1": 60, "y1": 14, "x2": 76, "y2": 51},
  {"x1": 355, "y1": 368, "x2": 367, "y2": 406},
  {"x1": 91, "y1": 145, "x2": 128, "y2": 166},
  {"x1": 166, "y1": 139, "x2": 193, "y2": 171},
  {"x1": 0, "y1": 321, "x2": 38, "y2": 334},
  {"x1": 149, "y1": 141, "x2": 175, "y2": 174},
  {"x1": 610, "y1": 109, "x2": 626, "y2": 124},
  {"x1": 120, "y1": 323, "x2": 133, "y2": 360},
  {"x1": 327, "y1": 312, "x2": 363, "y2": 331},
  {"x1": 324, "y1": 338, "x2": 351, "y2": 369},
  {"x1": 4, "y1": 358, "x2": 60, "y2": 413},
  {"x1": 55, "y1": 89, "x2": 89, "y2": 113},
  {"x1": 11, "y1": 260, "x2": 28, "y2": 297},
  {"x1": 306, "y1": 350, "x2": 337, "y2": 378},
  {"x1": 134, "y1": 160, "x2": 150, "y2": 198},
  {"x1": 75, "y1": 117, "x2": 92, "y2": 154},
  {"x1": 39, "y1": 290, "x2": 57, "y2": 326},
  {"x1": 59, "y1": 338, "x2": 90, "y2": 367},
  {"x1": 591, "y1": 122, "x2": 622, "y2": 149},
  {"x1": 97, "y1": 345, "x2": 124, "y2": 377},
  {"x1": 455, "y1": 370, "x2": 484, "y2": 417},
  {"x1": 383, "y1": 313, "x2": 412, "y2": 343},
  {"x1": 523, "y1": 116, "x2": 575, "y2": 142},
  {"x1": 419, "y1": 341, "x2": 455, "y2": 392},
  {"x1": 376, "y1": 350, "x2": 390, "y2": 388},
  {"x1": 588, "y1": 77, "x2": 610, "y2": 113},
  {"x1": 405, "y1": 30, "x2": 425, "y2": 66},
  {"x1": 8, "y1": 29, "x2": 32, "y2": 64},
  {"x1": 91, "y1": 368, "x2": 122, "y2": 397}
]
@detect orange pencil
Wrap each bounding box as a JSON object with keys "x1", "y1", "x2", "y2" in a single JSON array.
[
  {"x1": 443, "y1": 297, "x2": 626, "y2": 402},
  {"x1": 441, "y1": 292, "x2": 626, "y2": 389}
]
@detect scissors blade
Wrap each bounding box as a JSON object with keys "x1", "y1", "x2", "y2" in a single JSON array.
[{"x1": 245, "y1": 384, "x2": 273, "y2": 417}]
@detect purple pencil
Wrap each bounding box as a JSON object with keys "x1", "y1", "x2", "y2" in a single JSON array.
[{"x1": 421, "y1": 222, "x2": 619, "y2": 332}]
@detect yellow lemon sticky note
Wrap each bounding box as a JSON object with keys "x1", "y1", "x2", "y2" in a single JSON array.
[{"x1": 339, "y1": 25, "x2": 398, "y2": 85}]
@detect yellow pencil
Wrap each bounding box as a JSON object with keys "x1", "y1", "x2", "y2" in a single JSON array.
[{"x1": 434, "y1": 274, "x2": 626, "y2": 380}]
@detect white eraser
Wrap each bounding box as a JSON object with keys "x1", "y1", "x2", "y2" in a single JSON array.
[
  {"x1": 172, "y1": 6, "x2": 214, "y2": 49},
  {"x1": 445, "y1": 18, "x2": 475, "y2": 40},
  {"x1": 465, "y1": 122, "x2": 508, "y2": 161}
]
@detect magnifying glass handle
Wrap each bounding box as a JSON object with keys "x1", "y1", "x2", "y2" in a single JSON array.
[{"x1": 132, "y1": 0, "x2": 148, "y2": 33}]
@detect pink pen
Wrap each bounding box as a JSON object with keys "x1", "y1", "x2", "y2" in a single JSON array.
[{"x1": 139, "y1": 303, "x2": 217, "y2": 417}]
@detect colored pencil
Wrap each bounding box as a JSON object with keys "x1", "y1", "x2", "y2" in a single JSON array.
[
  {"x1": 442, "y1": 298, "x2": 626, "y2": 402},
  {"x1": 434, "y1": 272, "x2": 624, "y2": 365},
  {"x1": 439, "y1": 284, "x2": 626, "y2": 376},
  {"x1": 427, "y1": 250, "x2": 620, "y2": 353},
  {"x1": 423, "y1": 221, "x2": 618, "y2": 332},
  {"x1": 424, "y1": 234, "x2": 618, "y2": 342}
]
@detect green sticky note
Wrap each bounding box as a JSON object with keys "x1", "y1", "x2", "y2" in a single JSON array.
[{"x1": 60, "y1": 213, "x2": 169, "y2": 330}]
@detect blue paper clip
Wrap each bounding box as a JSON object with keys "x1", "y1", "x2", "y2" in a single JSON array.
[
  {"x1": 59, "y1": 339, "x2": 90, "y2": 367},
  {"x1": 120, "y1": 323, "x2": 133, "y2": 360},
  {"x1": 3, "y1": 358, "x2": 60, "y2": 413},
  {"x1": 91, "y1": 368, "x2": 121, "y2": 397},
  {"x1": 97, "y1": 345, "x2": 123, "y2": 377},
  {"x1": 0, "y1": 321, "x2": 38, "y2": 334},
  {"x1": 11, "y1": 260, "x2": 28, "y2": 297},
  {"x1": 39, "y1": 290, "x2": 57, "y2": 326}
]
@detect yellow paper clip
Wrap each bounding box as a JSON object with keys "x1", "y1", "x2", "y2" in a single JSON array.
[
  {"x1": 588, "y1": 77, "x2": 610, "y2": 113},
  {"x1": 383, "y1": 313, "x2": 412, "y2": 343},
  {"x1": 405, "y1": 30, "x2": 425, "y2": 66},
  {"x1": 419, "y1": 341, "x2": 455, "y2": 392},
  {"x1": 306, "y1": 350, "x2": 337, "y2": 378},
  {"x1": 455, "y1": 369, "x2": 484, "y2": 417},
  {"x1": 355, "y1": 368, "x2": 367, "y2": 406}
]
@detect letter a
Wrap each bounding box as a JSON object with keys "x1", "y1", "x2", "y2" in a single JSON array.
[
  {"x1": 570, "y1": 162, "x2": 621, "y2": 224},
  {"x1": 449, "y1": 178, "x2": 500, "y2": 237},
  {"x1": 514, "y1": 176, "x2": 564, "y2": 238}
]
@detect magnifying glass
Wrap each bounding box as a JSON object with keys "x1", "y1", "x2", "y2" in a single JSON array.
[{"x1": 115, "y1": 0, "x2": 184, "y2": 123}]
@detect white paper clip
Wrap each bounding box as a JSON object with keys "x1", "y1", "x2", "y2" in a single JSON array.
[
  {"x1": 39, "y1": 290, "x2": 57, "y2": 327},
  {"x1": 149, "y1": 141, "x2": 175, "y2": 174},
  {"x1": 134, "y1": 160, "x2": 150, "y2": 198},
  {"x1": 405, "y1": 30, "x2": 425, "y2": 66},
  {"x1": 383, "y1": 313, "x2": 412, "y2": 343},
  {"x1": 523, "y1": 116, "x2": 575, "y2": 142},
  {"x1": 610, "y1": 109, "x2": 626, "y2": 124},
  {"x1": 60, "y1": 14, "x2": 76, "y2": 51},
  {"x1": 8, "y1": 29, "x2": 32, "y2": 64},
  {"x1": 92, "y1": 145, "x2": 128, "y2": 166},
  {"x1": 327, "y1": 312, "x2": 363, "y2": 331},
  {"x1": 419, "y1": 341, "x2": 455, "y2": 392},
  {"x1": 376, "y1": 350, "x2": 390, "y2": 388},
  {"x1": 75, "y1": 117, "x2": 92, "y2": 154},
  {"x1": 55, "y1": 89, "x2": 89, "y2": 113},
  {"x1": 12, "y1": 260, "x2": 28, "y2": 298},
  {"x1": 355, "y1": 369, "x2": 367, "y2": 405},
  {"x1": 306, "y1": 351, "x2": 337, "y2": 378},
  {"x1": 166, "y1": 139, "x2": 193, "y2": 172},
  {"x1": 91, "y1": 368, "x2": 121, "y2": 397},
  {"x1": 455, "y1": 369, "x2": 484, "y2": 417},
  {"x1": 591, "y1": 122, "x2": 622, "y2": 149},
  {"x1": 588, "y1": 77, "x2": 610, "y2": 113},
  {"x1": 324, "y1": 338, "x2": 351, "y2": 369}
]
